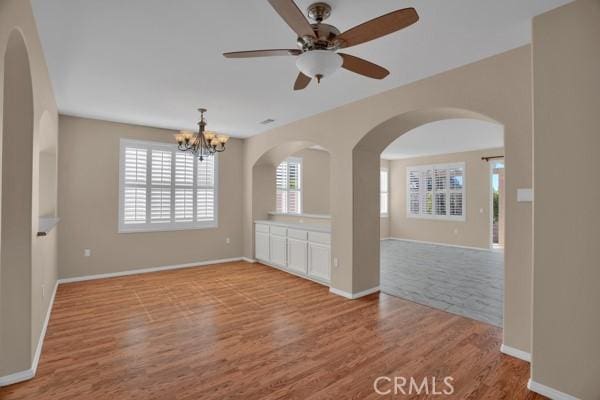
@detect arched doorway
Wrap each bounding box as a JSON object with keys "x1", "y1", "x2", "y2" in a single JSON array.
[
  {"x1": 1, "y1": 29, "x2": 35, "y2": 375},
  {"x1": 351, "y1": 108, "x2": 503, "y2": 303},
  {"x1": 377, "y1": 117, "x2": 505, "y2": 326}
]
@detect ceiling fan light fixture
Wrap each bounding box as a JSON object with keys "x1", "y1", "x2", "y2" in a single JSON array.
[{"x1": 296, "y1": 50, "x2": 342, "y2": 80}]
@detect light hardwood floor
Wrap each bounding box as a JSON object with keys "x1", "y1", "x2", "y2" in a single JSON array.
[{"x1": 0, "y1": 262, "x2": 544, "y2": 399}]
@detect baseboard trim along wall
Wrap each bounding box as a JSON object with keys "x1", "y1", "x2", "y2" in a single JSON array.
[
  {"x1": 0, "y1": 281, "x2": 59, "y2": 387},
  {"x1": 0, "y1": 257, "x2": 255, "y2": 387},
  {"x1": 241, "y1": 257, "x2": 256, "y2": 263},
  {"x1": 527, "y1": 379, "x2": 580, "y2": 400},
  {"x1": 500, "y1": 344, "x2": 531, "y2": 362},
  {"x1": 329, "y1": 286, "x2": 380, "y2": 300},
  {"x1": 384, "y1": 237, "x2": 498, "y2": 252},
  {"x1": 58, "y1": 257, "x2": 246, "y2": 284}
]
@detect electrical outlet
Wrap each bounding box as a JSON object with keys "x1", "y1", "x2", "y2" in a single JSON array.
[
  {"x1": 42, "y1": 284, "x2": 45, "y2": 299},
  {"x1": 84, "y1": 249, "x2": 91, "y2": 257},
  {"x1": 453, "y1": 228, "x2": 459, "y2": 235},
  {"x1": 333, "y1": 257, "x2": 339, "y2": 268},
  {"x1": 226, "y1": 237, "x2": 230, "y2": 244}
]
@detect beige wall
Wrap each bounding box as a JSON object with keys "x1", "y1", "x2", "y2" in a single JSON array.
[
  {"x1": 57, "y1": 116, "x2": 243, "y2": 278},
  {"x1": 532, "y1": 1, "x2": 600, "y2": 398},
  {"x1": 290, "y1": 148, "x2": 330, "y2": 215},
  {"x1": 0, "y1": 0, "x2": 59, "y2": 377},
  {"x1": 387, "y1": 148, "x2": 504, "y2": 249},
  {"x1": 244, "y1": 46, "x2": 533, "y2": 354}
]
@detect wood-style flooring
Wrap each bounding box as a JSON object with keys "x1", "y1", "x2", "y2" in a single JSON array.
[{"x1": 0, "y1": 262, "x2": 544, "y2": 399}]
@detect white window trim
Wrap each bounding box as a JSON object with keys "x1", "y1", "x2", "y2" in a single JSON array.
[
  {"x1": 276, "y1": 156, "x2": 303, "y2": 215},
  {"x1": 118, "y1": 138, "x2": 219, "y2": 233},
  {"x1": 406, "y1": 162, "x2": 466, "y2": 222},
  {"x1": 380, "y1": 167, "x2": 389, "y2": 217}
]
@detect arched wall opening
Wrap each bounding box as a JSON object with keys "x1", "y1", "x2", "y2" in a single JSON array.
[
  {"x1": 1, "y1": 29, "x2": 35, "y2": 375},
  {"x1": 352, "y1": 108, "x2": 504, "y2": 295},
  {"x1": 251, "y1": 140, "x2": 332, "y2": 257},
  {"x1": 376, "y1": 115, "x2": 505, "y2": 326}
]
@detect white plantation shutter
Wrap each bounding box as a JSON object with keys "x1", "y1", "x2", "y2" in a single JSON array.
[
  {"x1": 197, "y1": 156, "x2": 215, "y2": 221},
  {"x1": 406, "y1": 163, "x2": 465, "y2": 220},
  {"x1": 276, "y1": 158, "x2": 302, "y2": 214},
  {"x1": 380, "y1": 169, "x2": 389, "y2": 216},
  {"x1": 150, "y1": 150, "x2": 171, "y2": 223},
  {"x1": 123, "y1": 148, "x2": 147, "y2": 224},
  {"x1": 119, "y1": 139, "x2": 218, "y2": 232}
]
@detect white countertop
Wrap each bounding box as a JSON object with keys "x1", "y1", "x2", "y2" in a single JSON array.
[
  {"x1": 255, "y1": 219, "x2": 331, "y2": 233},
  {"x1": 268, "y1": 212, "x2": 331, "y2": 220}
]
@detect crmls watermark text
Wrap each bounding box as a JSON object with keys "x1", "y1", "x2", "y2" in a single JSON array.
[{"x1": 373, "y1": 376, "x2": 455, "y2": 396}]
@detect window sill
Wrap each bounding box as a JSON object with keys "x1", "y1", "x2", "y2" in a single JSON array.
[
  {"x1": 118, "y1": 223, "x2": 218, "y2": 234},
  {"x1": 406, "y1": 214, "x2": 466, "y2": 222}
]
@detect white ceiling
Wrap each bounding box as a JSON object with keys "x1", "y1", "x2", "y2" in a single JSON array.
[
  {"x1": 381, "y1": 119, "x2": 503, "y2": 160},
  {"x1": 32, "y1": 0, "x2": 571, "y2": 138}
]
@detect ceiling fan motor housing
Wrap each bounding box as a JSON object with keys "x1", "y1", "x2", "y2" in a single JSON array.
[{"x1": 307, "y1": 2, "x2": 332, "y2": 22}]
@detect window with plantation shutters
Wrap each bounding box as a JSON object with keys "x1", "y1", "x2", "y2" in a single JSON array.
[
  {"x1": 119, "y1": 139, "x2": 218, "y2": 232},
  {"x1": 276, "y1": 157, "x2": 302, "y2": 214},
  {"x1": 380, "y1": 168, "x2": 389, "y2": 216},
  {"x1": 406, "y1": 163, "x2": 465, "y2": 221}
]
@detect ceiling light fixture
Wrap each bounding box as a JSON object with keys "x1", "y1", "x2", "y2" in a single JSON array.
[
  {"x1": 296, "y1": 50, "x2": 343, "y2": 83},
  {"x1": 175, "y1": 108, "x2": 229, "y2": 161}
]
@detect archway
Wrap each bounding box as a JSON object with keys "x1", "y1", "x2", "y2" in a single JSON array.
[
  {"x1": 251, "y1": 140, "x2": 332, "y2": 251},
  {"x1": 251, "y1": 140, "x2": 332, "y2": 283},
  {"x1": 377, "y1": 116, "x2": 505, "y2": 326},
  {"x1": 1, "y1": 29, "x2": 35, "y2": 375},
  {"x1": 351, "y1": 108, "x2": 503, "y2": 298}
]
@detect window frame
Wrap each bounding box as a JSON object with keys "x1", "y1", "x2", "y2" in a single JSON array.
[
  {"x1": 406, "y1": 162, "x2": 466, "y2": 222},
  {"x1": 118, "y1": 138, "x2": 219, "y2": 233},
  {"x1": 380, "y1": 167, "x2": 389, "y2": 217},
  {"x1": 275, "y1": 157, "x2": 303, "y2": 215}
]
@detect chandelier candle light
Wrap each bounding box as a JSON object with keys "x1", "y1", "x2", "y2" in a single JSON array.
[{"x1": 175, "y1": 108, "x2": 229, "y2": 161}]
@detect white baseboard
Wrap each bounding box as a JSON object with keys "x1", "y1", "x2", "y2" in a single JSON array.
[
  {"x1": 384, "y1": 237, "x2": 497, "y2": 252},
  {"x1": 330, "y1": 286, "x2": 380, "y2": 299},
  {"x1": 0, "y1": 281, "x2": 58, "y2": 387},
  {"x1": 242, "y1": 257, "x2": 256, "y2": 263},
  {"x1": 380, "y1": 237, "x2": 392, "y2": 241},
  {"x1": 500, "y1": 344, "x2": 531, "y2": 362},
  {"x1": 1, "y1": 257, "x2": 253, "y2": 387},
  {"x1": 58, "y1": 257, "x2": 246, "y2": 284},
  {"x1": 528, "y1": 379, "x2": 580, "y2": 400},
  {"x1": 0, "y1": 369, "x2": 34, "y2": 387}
]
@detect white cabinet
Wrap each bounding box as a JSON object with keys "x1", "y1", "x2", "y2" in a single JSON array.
[
  {"x1": 308, "y1": 242, "x2": 331, "y2": 282},
  {"x1": 269, "y1": 235, "x2": 287, "y2": 267},
  {"x1": 287, "y1": 238, "x2": 308, "y2": 275},
  {"x1": 255, "y1": 231, "x2": 270, "y2": 262},
  {"x1": 254, "y1": 221, "x2": 330, "y2": 285}
]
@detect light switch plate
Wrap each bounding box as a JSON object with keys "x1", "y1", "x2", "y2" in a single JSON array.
[{"x1": 517, "y1": 188, "x2": 534, "y2": 202}]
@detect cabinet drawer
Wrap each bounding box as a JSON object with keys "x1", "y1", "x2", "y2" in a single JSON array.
[
  {"x1": 255, "y1": 224, "x2": 270, "y2": 234},
  {"x1": 270, "y1": 225, "x2": 287, "y2": 237},
  {"x1": 288, "y1": 228, "x2": 308, "y2": 240},
  {"x1": 308, "y1": 231, "x2": 330, "y2": 244}
]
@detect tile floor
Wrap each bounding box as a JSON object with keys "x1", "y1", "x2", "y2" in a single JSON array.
[{"x1": 380, "y1": 239, "x2": 504, "y2": 326}]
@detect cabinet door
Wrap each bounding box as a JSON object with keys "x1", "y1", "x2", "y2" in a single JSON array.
[
  {"x1": 269, "y1": 235, "x2": 287, "y2": 267},
  {"x1": 308, "y1": 242, "x2": 331, "y2": 282},
  {"x1": 255, "y1": 232, "x2": 270, "y2": 262},
  {"x1": 287, "y1": 238, "x2": 308, "y2": 275}
]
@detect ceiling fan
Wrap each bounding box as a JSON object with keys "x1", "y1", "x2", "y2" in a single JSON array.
[{"x1": 223, "y1": 0, "x2": 419, "y2": 90}]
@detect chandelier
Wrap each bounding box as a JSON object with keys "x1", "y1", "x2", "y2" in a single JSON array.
[{"x1": 175, "y1": 108, "x2": 229, "y2": 161}]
